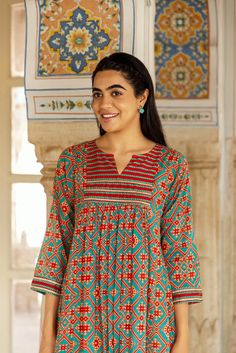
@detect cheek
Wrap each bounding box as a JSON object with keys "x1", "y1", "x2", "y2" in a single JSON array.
[{"x1": 91, "y1": 100, "x2": 97, "y2": 112}]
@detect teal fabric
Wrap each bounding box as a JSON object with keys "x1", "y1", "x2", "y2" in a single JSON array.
[{"x1": 31, "y1": 140, "x2": 202, "y2": 352}]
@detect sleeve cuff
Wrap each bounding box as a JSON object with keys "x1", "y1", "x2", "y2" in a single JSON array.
[
  {"x1": 31, "y1": 276, "x2": 62, "y2": 296},
  {"x1": 172, "y1": 288, "x2": 203, "y2": 304}
]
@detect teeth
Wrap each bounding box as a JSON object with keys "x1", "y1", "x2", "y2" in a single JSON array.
[{"x1": 102, "y1": 113, "x2": 118, "y2": 118}]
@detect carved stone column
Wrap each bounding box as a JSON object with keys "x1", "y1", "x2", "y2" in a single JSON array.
[
  {"x1": 167, "y1": 128, "x2": 220, "y2": 353},
  {"x1": 227, "y1": 65, "x2": 236, "y2": 353},
  {"x1": 232, "y1": 141, "x2": 236, "y2": 353},
  {"x1": 28, "y1": 120, "x2": 98, "y2": 208},
  {"x1": 189, "y1": 166, "x2": 219, "y2": 353}
]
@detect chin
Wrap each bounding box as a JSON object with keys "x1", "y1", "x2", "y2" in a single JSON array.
[{"x1": 100, "y1": 125, "x2": 118, "y2": 133}]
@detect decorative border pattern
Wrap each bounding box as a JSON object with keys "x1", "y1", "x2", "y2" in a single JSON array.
[
  {"x1": 159, "y1": 110, "x2": 213, "y2": 124},
  {"x1": 155, "y1": 0, "x2": 209, "y2": 99},
  {"x1": 34, "y1": 95, "x2": 92, "y2": 116}
]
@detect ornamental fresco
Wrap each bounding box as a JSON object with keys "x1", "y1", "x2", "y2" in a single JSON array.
[
  {"x1": 25, "y1": 0, "x2": 135, "y2": 120},
  {"x1": 35, "y1": 95, "x2": 93, "y2": 116},
  {"x1": 38, "y1": 0, "x2": 121, "y2": 76},
  {"x1": 155, "y1": 0, "x2": 209, "y2": 99}
]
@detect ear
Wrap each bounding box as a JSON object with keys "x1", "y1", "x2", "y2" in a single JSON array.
[{"x1": 138, "y1": 88, "x2": 149, "y2": 106}]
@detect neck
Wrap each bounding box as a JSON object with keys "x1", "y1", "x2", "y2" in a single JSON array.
[{"x1": 99, "y1": 123, "x2": 151, "y2": 154}]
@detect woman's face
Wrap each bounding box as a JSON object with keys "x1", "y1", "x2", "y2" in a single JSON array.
[{"x1": 92, "y1": 70, "x2": 145, "y2": 134}]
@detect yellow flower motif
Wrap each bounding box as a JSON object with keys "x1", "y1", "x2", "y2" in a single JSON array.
[
  {"x1": 66, "y1": 27, "x2": 92, "y2": 55},
  {"x1": 155, "y1": 42, "x2": 163, "y2": 57},
  {"x1": 198, "y1": 41, "x2": 208, "y2": 53},
  {"x1": 76, "y1": 101, "x2": 83, "y2": 108},
  {"x1": 158, "y1": 53, "x2": 204, "y2": 98},
  {"x1": 158, "y1": 0, "x2": 203, "y2": 46}
]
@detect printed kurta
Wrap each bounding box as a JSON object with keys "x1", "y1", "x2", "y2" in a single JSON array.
[{"x1": 31, "y1": 140, "x2": 202, "y2": 353}]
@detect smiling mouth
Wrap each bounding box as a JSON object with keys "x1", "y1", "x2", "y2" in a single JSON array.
[{"x1": 101, "y1": 113, "x2": 119, "y2": 120}]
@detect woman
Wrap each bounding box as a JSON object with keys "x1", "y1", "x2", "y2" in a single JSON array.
[{"x1": 31, "y1": 52, "x2": 202, "y2": 353}]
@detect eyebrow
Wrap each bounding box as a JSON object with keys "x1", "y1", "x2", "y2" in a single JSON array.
[{"x1": 92, "y1": 84, "x2": 127, "y2": 92}]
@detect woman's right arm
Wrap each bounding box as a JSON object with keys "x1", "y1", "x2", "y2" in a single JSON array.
[
  {"x1": 39, "y1": 293, "x2": 59, "y2": 353},
  {"x1": 30, "y1": 147, "x2": 77, "y2": 351}
]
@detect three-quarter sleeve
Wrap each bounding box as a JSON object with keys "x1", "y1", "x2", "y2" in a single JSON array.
[
  {"x1": 31, "y1": 147, "x2": 75, "y2": 296},
  {"x1": 161, "y1": 152, "x2": 202, "y2": 304}
]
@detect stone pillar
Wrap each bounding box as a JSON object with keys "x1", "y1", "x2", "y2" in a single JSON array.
[
  {"x1": 28, "y1": 120, "x2": 98, "y2": 208},
  {"x1": 168, "y1": 129, "x2": 220, "y2": 353},
  {"x1": 217, "y1": 0, "x2": 236, "y2": 351},
  {"x1": 220, "y1": 138, "x2": 236, "y2": 353},
  {"x1": 232, "y1": 143, "x2": 236, "y2": 353}
]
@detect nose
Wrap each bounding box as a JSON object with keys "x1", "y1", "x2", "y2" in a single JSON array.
[{"x1": 99, "y1": 94, "x2": 113, "y2": 108}]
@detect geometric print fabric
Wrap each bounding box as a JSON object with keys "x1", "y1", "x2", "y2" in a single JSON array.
[{"x1": 31, "y1": 140, "x2": 202, "y2": 352}]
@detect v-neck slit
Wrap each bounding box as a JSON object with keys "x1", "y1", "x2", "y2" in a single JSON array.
[
  {"x1": 113, "y1": 155, "x2": 134, "y2": 176},
  {"x1": 92, "y1": 139, "x2": 158, "y2": 176}
]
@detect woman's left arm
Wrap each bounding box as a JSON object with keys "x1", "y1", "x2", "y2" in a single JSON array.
[{"x1": 171, "y1": 303, "x2": 189, "y2": 353}]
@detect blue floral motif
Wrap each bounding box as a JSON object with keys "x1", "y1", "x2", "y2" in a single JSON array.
[
  {"x1": 45, "y1": 7, "x2": 111, "y2": 74},
  {"x1": 155, "y1": 0, "x2": 209, "y2": 99},
  {"x1": 71, "y1": 7, "x2": 88, "y2": 27}
]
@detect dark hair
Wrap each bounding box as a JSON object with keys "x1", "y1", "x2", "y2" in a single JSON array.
[{"x1": 92, "y1": 52, "x2": 167, "y2": 146}]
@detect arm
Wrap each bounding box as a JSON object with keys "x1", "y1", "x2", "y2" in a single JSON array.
[
  {"x1": 31, "y1": 147, "x2": 75, "y2": 296},
  {"x1": 171, "y1": 303, "x2": 189, "y2": 353},
  {"x1": 161, "y1": 152, "x2": 202, "y2": 304},
  {"x1": 39, "y1": 294, "x2": 60, "y2": 353},
  {"x1": 160, "y1": 152, "x2": 202, "y2": 351}
]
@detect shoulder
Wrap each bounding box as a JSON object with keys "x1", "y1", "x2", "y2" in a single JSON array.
[
  {"x1": 153, "y1": 144, "x2": 190, "y2": 182},
  {"x1": 58, "y1": 139, "x2": 95, "y2": 163},
  {"x1": 54, "y1": 140, "x2": 95, "y2": 178},
  {"x1": 156, "y1": 144, "x2": 188, "y2": 168}
]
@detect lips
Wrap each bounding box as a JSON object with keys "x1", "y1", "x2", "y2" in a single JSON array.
[{"x1": 100, "y1": 113, "x2": 119, "y2": 121}]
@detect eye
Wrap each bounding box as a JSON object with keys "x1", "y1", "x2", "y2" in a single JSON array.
[
  {"x1": 92, "y1": 92, "x2": 102, "y2": 99},
  {"x1": 111, "y1": 90, "x2": 122, "y2": 97}
]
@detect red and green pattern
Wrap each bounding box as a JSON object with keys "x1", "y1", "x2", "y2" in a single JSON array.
[{"x1": 31, "y1": 140, "x2": 202, "y2": 352}]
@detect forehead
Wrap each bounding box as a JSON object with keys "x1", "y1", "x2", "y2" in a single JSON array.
[{"x1": 93, "y1": 70, "x2": 131, "y2": 89}]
